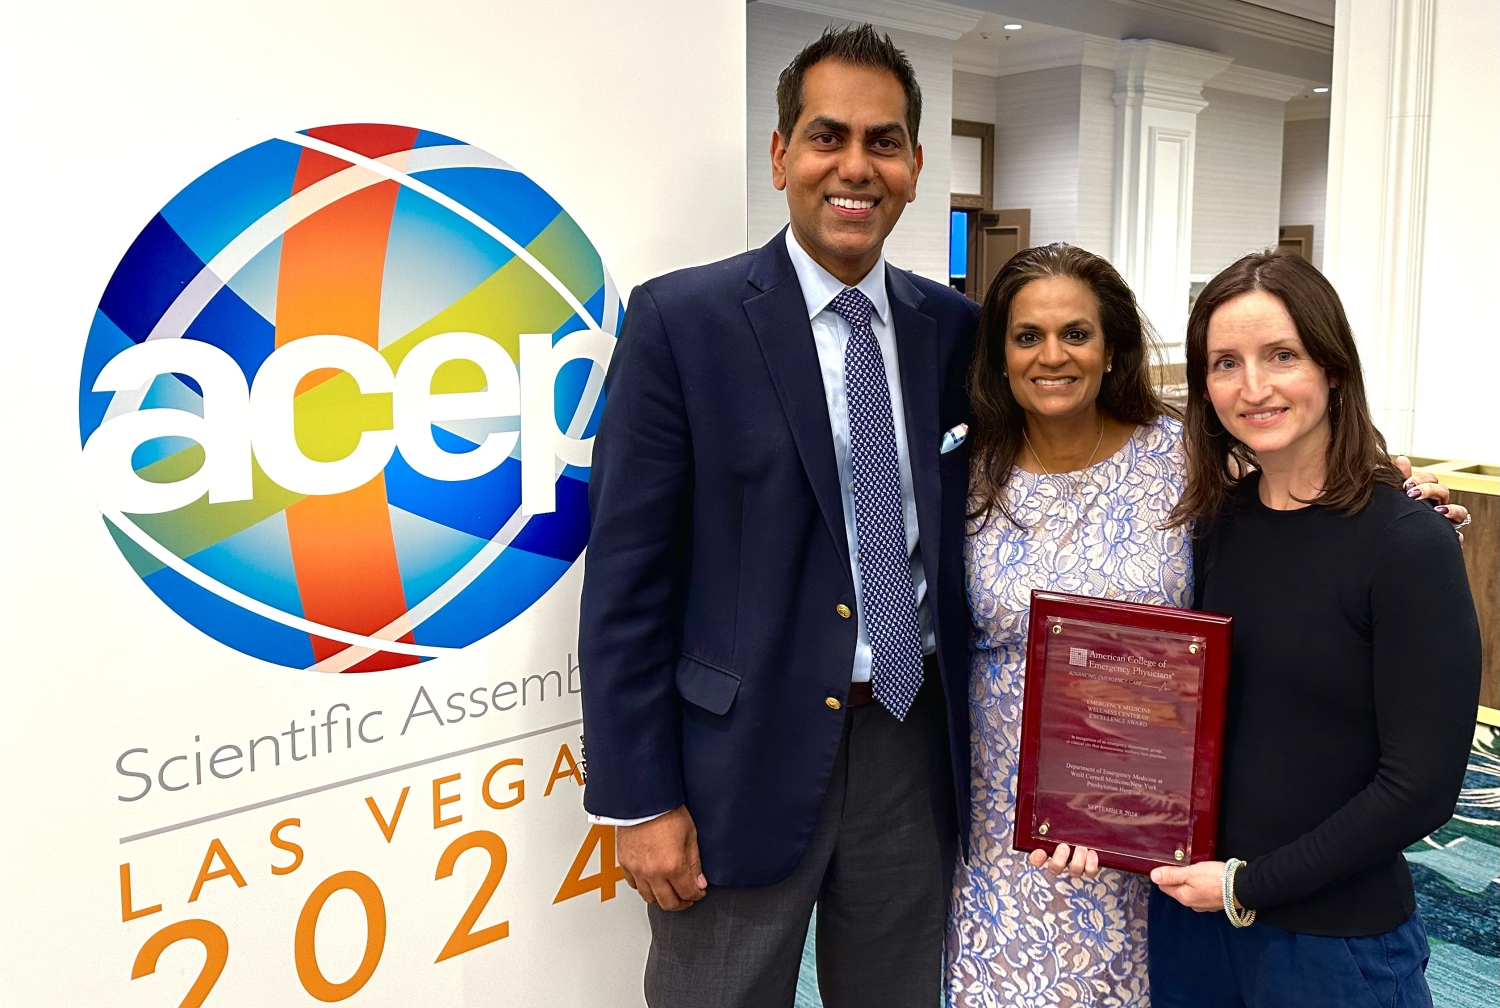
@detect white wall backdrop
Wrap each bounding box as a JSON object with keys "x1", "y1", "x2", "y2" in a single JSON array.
[{"x1": 0, "y1": 1, "x2": 746, "y2": 1004}]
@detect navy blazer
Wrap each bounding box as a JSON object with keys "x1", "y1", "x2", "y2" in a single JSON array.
[{"x1": 580, "y1": 229, "x2": 978, "y2": 886}]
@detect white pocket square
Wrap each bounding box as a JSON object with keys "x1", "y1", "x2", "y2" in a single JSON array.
[{"x1": 940, "y1": 423, "x2": 968, "y2": 454}]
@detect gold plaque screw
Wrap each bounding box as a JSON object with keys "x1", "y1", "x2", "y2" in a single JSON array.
[
  {"x1": 1189, "y1": 644, "x2": 1199, "y2": 654},
  {"x1": 1038, "y1": 821, "x2": 1050, "y2": 836},
  {"x1": 1051, "y1": 624, "x2": 1062, "y2": 634},
  {"x1": 1174, "y1": 848, "x2": 1185, "y2": 861}
]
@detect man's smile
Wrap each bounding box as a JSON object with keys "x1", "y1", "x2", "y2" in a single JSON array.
[{"x1": 825, "y1": 193, "x2": 880, "y2": 220}]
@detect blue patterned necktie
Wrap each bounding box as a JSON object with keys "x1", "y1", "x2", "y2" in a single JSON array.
[{"x1": 829, "y1": 286, "x2": 925, "y2": 720}]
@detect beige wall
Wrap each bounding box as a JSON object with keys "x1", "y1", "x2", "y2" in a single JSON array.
[
  {"x1": 1192, "y1": 87, "x2": 1286, "y2": 276},
  {"x1": 1076, "y1": 65, "x2": 1117, "y2": 258},
  {"x1": 1280, "y1": 117, "x2": 1330, "y2": 269},
  {"x1": 991, "y1": 66, "x2": 1084, "y2": 247},
  {"x1": 958, "y1": 57, "x2": 1298, "y2": 291},
  {"x1": 952, "y1": 66, "x2": 1103, "y2": 254},
  {"x1": 953, "y1": 68, "x2": 995, "y2": 124},
  {"x1": 967, "y1": 63, "x2": 1113, "y2": 259}
]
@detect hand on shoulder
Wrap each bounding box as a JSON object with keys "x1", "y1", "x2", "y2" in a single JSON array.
[{"x1": 1395, "y1": 456, "x2": 1470, "y2": 541}]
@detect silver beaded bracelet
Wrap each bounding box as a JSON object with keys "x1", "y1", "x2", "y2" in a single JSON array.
[{"x1": 1222, "y1": 858, "x2": 1256, "y2": 927}]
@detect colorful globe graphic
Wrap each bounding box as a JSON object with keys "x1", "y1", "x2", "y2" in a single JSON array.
[{"x1": 78, "y1": 124, "x2": 618, "y2": 672}]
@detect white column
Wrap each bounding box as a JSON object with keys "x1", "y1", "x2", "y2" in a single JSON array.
[
  {"x1": 1327, "y1": 0, "x2": 1436, "y2": 453},
  {"x1": 1369, "y1": 1, "x2": 1436, "y2": 452},
  {"x1": 1111, "y1": 40, "x2": 1232, "y2": 360}
]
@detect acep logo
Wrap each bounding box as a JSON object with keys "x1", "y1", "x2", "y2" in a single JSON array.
[{"x1": 78, "y1": 124, "x2": 617, "y2": 672}]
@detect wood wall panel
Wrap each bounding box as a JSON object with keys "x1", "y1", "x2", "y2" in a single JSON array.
[{"x1": 1452, "y1": 489, "x2": 1498, "y2": 709}]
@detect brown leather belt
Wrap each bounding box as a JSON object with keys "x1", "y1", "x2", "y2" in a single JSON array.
[{"x1": 847, "y1": 655, "x2": 937, "y2": 708}]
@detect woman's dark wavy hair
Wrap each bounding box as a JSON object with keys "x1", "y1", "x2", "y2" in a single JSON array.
[
  {"x1": 968, "y1": 243, "x2": 1173, "y2": 526},
  {"x1": 1166, "y1": 248, "x2": 1401, "y2": 527}
]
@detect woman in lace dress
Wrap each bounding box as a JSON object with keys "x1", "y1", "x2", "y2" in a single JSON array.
[{"x1": 946, "y1": 244, "x2": 1187, "y2": 1008}]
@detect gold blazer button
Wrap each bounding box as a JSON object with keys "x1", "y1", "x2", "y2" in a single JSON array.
[
  {"x1": 825, "y1": 696, "x2": 842, "y2": 710},
  {"x1": 835, "y1": 604, "x2": 852, "y2": 619}
]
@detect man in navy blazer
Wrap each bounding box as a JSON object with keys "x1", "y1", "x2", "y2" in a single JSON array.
[{"x1": 580, "y1": 26, "x2": 978, "y2": 1006}]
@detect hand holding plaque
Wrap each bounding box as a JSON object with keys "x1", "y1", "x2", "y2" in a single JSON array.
[{"x1": 1014, "y1": 591, "x2": 1231, "y2": 874}]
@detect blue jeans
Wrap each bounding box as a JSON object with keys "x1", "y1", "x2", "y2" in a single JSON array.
[{"x1": 1147, "y1": 887, "x2": 1433, "y2": 1008}]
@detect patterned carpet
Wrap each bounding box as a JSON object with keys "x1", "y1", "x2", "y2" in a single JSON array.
[
  {"x1": 1406, "y1": 723, "x2": 1500, "y2": 1008},
  {"x1": 794, "y1": 722, "x2": 1500, "y2": 1007}
]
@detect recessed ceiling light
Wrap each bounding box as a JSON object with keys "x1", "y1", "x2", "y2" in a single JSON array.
[
  {"x1": 1003, "y1": 24, "x2": 1023, "y2": 30},
  {"x1": 1313, "y1": 86, "x2": 1329, "y2": 93}
]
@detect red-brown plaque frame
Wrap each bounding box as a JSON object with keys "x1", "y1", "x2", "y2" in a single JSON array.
[{"x1": 1014, "y1": 591, "x2": 1232, "y2": 874}]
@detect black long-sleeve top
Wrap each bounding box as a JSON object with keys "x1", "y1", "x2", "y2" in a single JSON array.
[{"x1": 1194, "y1": 477, "x2": 1481, "y2": 936}]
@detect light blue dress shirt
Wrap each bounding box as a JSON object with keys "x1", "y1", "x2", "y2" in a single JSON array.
[{"x1": 783, "y1": 229, "x2": 935, "y2": 683}]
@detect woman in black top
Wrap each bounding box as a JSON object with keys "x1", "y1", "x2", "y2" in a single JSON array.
[{"x1": 1145, "y1": 249, "x2": 1481, "y2": 1007}]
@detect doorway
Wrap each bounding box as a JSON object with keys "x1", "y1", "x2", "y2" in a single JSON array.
[
  {"x1": 950, "y1": 118, "x2": 1029, "y2": 301},
  {"x1": 950, "y1": 208, "x2": 1031, "y2": 301}
]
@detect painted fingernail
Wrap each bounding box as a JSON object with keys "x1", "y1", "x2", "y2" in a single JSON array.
[
  {"x1": 1407, "y1": 487, "x2": 1422, "y2": 498},
  {"x1": 1436, "y1": 505, "x2": 1450, "y2": 514}
]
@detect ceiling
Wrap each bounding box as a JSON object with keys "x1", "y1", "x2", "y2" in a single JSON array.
[
  {"x1": 749, "y1": 0, "x2": 1335, "y2": 90},
  {"x1": 950, "y1": 0, "x2": 1333, "y2": 81},
  {"x1": 1241, "y1": 0, "x2": 1333, "y2": 26}
]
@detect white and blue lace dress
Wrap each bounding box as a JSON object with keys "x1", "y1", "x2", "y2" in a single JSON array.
[{"x1": 948, "y1": 415, "x2": 1191, "y2": 1008}]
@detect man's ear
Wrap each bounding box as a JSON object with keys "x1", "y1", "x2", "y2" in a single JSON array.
[
  {"x1": 770, "y1": 130, "x2": 788, "y2": 192},
  {"x1": 908, "y1": 141, "x2": 923, "y2": 202}
]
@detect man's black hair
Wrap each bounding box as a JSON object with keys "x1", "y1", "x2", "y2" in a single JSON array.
[{"x1": 776, "y1": 24, "x2": 923, "y2": 145}]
